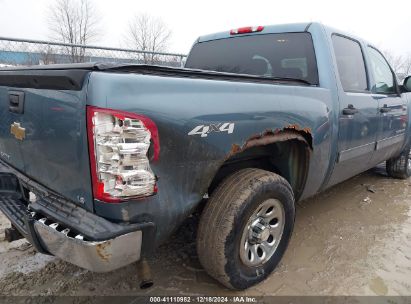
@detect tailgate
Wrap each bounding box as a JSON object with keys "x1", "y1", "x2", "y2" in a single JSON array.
[{"x1": 0, "y1": 68, "x2": 94, "y2": 211}]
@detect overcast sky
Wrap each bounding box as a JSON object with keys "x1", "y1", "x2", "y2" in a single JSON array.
[{"x1": 0, "y1": 0, "x2": 410, "y2": 56}]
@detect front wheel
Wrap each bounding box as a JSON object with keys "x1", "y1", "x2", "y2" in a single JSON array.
[
  {"x1": 197, "y1": 168, "x2": 295, "y2": 290},
  {"x1": 386, "y1": 148, "x2": 411, "y2": 179}
]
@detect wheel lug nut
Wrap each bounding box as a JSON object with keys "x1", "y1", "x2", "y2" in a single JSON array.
[{"x1": 249, "y1": 218, "x2": 269, "y2": 244}]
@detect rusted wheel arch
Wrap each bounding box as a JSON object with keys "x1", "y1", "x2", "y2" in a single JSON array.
[{"x1": 211, "y1": 129, "x2": 312, "y2": 201}]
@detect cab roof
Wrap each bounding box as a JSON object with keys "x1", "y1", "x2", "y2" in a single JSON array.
[
  {"x1": 197, "y1": 22, "x2": 316, "y2": 43},
  {"x1": 196, "y1": 22, "x2": 376, "y2": 52}
]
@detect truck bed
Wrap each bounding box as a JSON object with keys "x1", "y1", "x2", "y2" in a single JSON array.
[{"x1": 0, "y1": 62, "x2": 311, "y2": 89}]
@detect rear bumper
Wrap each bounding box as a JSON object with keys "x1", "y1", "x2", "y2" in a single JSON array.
[
  {"x1": 0, "y1": 160, "x2": 155, "y2": 272},
  {"x1": 33, "y1": 218, "x2": 142, "y2": 272}
]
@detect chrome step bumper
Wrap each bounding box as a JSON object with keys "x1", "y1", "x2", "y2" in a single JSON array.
[
  {"x1": 0, "y1": 159, "x2": 154, "y2": 272},
  {"x1": 33, "y1": 217, "x2": 142, "y2": 272}
]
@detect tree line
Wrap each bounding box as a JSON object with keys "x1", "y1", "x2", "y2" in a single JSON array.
[{"x1": 47, "y1": 0, "x2": 172, "y2": 64}]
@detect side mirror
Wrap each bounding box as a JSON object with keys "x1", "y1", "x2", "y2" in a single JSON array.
[{"x1": 404, "y1": 76, "x2": 411, "y2": 92}]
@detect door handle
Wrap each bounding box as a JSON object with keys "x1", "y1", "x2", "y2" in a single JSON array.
[
  {"x1": 8, "y1": 91, "x2": 25, "y2": 114},
  {"x1": 342, "y1": 105, "x2": 358, "y2": 115},
  {"x1": 379, "y1": 105, "x2": 391, "y2": 113}
]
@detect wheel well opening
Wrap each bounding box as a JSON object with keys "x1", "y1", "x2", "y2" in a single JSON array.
[{"x1": 209, "y1": 136, "x2": 311, "y2": 201}]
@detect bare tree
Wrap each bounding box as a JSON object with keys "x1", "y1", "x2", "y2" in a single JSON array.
[
  {"x1": 39, "y1": 46, "x2": 58, "y2": 65},
  {"x1": 383, "y1": 50, "x2": 405, "y2": 76},
  {"x1": 48, "y1": 0, "x2": 101, "y2": 63},
  {"x1": 382, "y1": 50, "x2": 411, "y2": 82},
  {"x1": 126, "y1": 14, "x2": 172, "y2": 64},
  {"x1": 403, "y1": 54, "x2": 411, "y2": 77}
]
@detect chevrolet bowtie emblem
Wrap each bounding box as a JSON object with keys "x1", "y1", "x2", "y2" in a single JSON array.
[{"x1": 10, "y1": 122, "x2": 25, "y2": 141}]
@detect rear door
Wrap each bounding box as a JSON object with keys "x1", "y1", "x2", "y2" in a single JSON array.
[
  {"x1": 365, "y1": 46, "x2": 408, "y2": 163},
  {"x1": 328, "y1": 34, "x2": 380, "y2": 186}
]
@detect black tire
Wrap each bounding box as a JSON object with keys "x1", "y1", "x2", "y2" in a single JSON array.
[
  {"x1": 197, "y1": 168, "x2": 295, "y2": 290},
  {"x1": 386, "y1": 148, "x2": 411, "y2": 179}
]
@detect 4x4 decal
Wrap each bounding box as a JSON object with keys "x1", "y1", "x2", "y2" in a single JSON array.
[{"x1": 188, "y1": 123, "x2": 235, "y2": 137}]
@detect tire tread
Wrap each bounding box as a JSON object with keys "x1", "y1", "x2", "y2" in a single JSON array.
[
  {"x1": 197, "y1": 168, "x2": 293, "y2": 289},
  {"x1": 386, "y1": 148, "x2": 410, "y2": 180}
]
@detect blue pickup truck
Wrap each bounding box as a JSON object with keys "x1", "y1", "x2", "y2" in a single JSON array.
[{"x1": 0, "y1": 22, "x2": 410, "y2": 290}]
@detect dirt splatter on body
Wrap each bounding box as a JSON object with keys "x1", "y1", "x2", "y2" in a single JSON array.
[{"x1": 0, "y1": 164, "x2": 410, "y2": 296}]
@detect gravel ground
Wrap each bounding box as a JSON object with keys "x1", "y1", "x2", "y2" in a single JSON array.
[{"x1": 0, "y1": 165, "x2": 410, "y2": 297}]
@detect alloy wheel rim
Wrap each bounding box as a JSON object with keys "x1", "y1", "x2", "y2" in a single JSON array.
[{"x1": 239, "y1": 199, "x2": 285, "y2": 267}]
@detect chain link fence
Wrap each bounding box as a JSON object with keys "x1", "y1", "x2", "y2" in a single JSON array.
[{"x1": 0, "y1": 37, "x2": 187, "y2": 68}]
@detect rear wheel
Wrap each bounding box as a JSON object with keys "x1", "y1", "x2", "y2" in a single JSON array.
[
  {"x1": 386, "y1": 148, "x2": 411, "y2": 179},
  {"x1": 197, "y1": 168, "x2": 295, "y2": 290}
]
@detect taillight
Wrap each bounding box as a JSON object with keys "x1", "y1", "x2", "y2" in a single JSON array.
[
  {"x1": 87, "y1": 106, "x2": 159, "y2": 203},
  {"x1": 230, "y1": 26, "x2": 264, "y2": 35}
]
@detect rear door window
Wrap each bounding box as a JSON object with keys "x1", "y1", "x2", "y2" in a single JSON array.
[{"x1": 332, "y1": 35, "x2": 368, "y2": 92}]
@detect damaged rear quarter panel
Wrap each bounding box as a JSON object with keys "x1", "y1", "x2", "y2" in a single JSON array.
[{"x1": 87, "y1": 72, "x2": 332, "y2": 245}]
